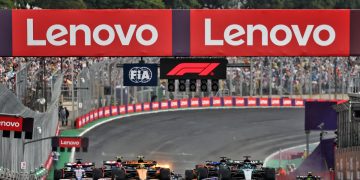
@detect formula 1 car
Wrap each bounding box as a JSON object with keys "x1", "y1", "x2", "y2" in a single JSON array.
[
  {"x1": 54, "y1": 159, "x2": 102, "y2": 180},
  {"x1": 101, "y1": 156, "x2": 172, "y2": 180},
  {"x1": 296, "y1": 172, "x2": 321, "y2": 180},
  {"x1": 185, "y1": 156, "x2": 275, "y2": 180},
  {"x1": 100, "y1": 156, "x2": 125, "y2": 179}
]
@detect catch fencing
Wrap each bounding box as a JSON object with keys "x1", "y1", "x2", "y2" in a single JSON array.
[
  {"x1": 0, "y1": 72, "x2": 63, "y2": 179},
  {"x1": 75, "y1": 57, "x2": 355, "y2": 119}
]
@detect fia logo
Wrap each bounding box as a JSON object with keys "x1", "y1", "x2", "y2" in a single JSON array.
[{"x1": 129, "y1": 67, "x2": 152, "y2": 84}]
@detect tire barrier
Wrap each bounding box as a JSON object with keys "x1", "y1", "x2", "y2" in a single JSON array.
[{"x1": 75, "y1": 96, "x2": 345, "y2": 129}]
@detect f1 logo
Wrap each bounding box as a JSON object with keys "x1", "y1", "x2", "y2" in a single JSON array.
[
  {"x1": 166, "y1": 63, "x2": 220, "y2": 76},
  {"x1": 160, "y1": 58, "x2": 227, "y2": 79}
]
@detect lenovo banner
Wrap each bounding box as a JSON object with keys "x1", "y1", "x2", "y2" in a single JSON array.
[
  {"x1": 52, "y1": 136, "x2": 89, "y2": 152},
  {"x1": 190, "y1": 10, "x2": 350, "y2": 56},
  {"x1": 11, "y1": 10, "x2": 172, "y2": 56},
  {"x1": 59, "y1": 137, "x2": 82, "y2": 148},
  {"x1": 2, "y1": 9, "x2": 360, "y2": 56},
  {"x1": 160, "y1": 58, "x2": 228, "y2": 79},
  {"x1": 0, "y1": 115, "x2": 23, "y2": 131},
  {"x1": 0, "y1": 114, "x2": 34, "y2": 139}
]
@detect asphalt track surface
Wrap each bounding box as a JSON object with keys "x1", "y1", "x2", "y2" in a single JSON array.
[{"x1": 76, "y1": 108, "x2": 318, "y2": 174}]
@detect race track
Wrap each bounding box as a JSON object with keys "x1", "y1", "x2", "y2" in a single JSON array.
[{"x1": 76, "y1": 108, "x2": 317, "y2": 174}]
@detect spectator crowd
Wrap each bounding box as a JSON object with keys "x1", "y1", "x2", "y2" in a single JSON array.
[{"x1": 1, "y1": 56, "x2": 360, "y2": 108}]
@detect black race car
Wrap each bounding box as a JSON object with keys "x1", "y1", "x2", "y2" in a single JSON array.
[
  {"x1": 185, "y1": 156, "x2": 275, "y2": 180},
  {"x1": 296, "y1": 172, "x2": 321, "y2": 180},
  {"x1": 54, "y1": 159, "x2": 102, "y2": 180},
  {"x1": 100, "y1": 156, "x2": 126, "y2": 179}
]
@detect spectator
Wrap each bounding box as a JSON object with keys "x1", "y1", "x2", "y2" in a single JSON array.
[
  {"x1": 65, "y1": 107, "x2": 69, "y2": 124},
  {"x1": 59, "y1": 107, "x2": 67, "y2": 126},
  {"x1": 52, "y1": 151, "x2": 60, "y2": 168}
]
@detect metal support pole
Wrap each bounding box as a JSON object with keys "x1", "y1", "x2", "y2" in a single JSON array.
[
  {"x1": 280, "y1": 59, "x2": 283, "y2": 96},
  {"x1": 260, "y1": 58, "x2": 263, "y2": 96},
  {"x1": 250, "y1": 59, "x2": 254, "y2": 96},
  {"x1": 306, "y1": 130, "x2": 310, "y2": 157},
  {"x1": 43, "y1": 59, "x2": 47, "y2": 111},
  {"x1": 334, "y1": 58, "x2": 338, "y2": 100},
  {"x1": 71, "y1": 60, "x2": 75, "y2": 128},
  {"x1": 310, "y1": 58, "x2": 313, "y2": 98},
  {"x1": 269, "y1": 57, "x2": 272, "y2": 97}
]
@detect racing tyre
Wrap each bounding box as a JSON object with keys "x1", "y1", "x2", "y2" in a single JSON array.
[
  {"x1": 264, "y1": 168, "x2": 276, "y2": 180},
  {"x1": 218, "y1": 168, "x2": 231, "y2": 180},
  {"x1": 54, "y1": 169, "x2": 62, "y2": 180},
  {"x1": 160, "y1": 168, "x2": 171, "y2": 180},
  {"x1": 185, "y1": 170, "x2": 195, "y2": 180},
  {"x1": 93, "y1": 168, "x2": 103, "y2": 180},
  {"x1": 111, "y1": 168, "x2": 126, "y2": 180},
  {"x1": 196, "y1": 167, "x2": 208, "y2": 180}
]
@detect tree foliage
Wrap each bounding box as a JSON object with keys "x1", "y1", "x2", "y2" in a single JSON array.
[
  {"x1": 84, "y1": 0, "x2": 165, "y2": 9},
  {"x1": 30, "y1": 0, "x2": 87, "y2": 9},
  {"x1": 11, "y1": 0, "x2": 360, "y2": 9},
  {"x1": 240, "y1": 0, "x2": 360, "y2": 9},
  {"x1": 0, "y1": 0, "x2": 12, "y2": 8}
]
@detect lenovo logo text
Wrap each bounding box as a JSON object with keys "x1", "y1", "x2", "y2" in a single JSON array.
[
  {"x1": 0, "y1": 121, "x2": 20, "y2": 127},
  {"x1": 27, "y1": 19, "x2": 158, "y2": 46},
  {"x1": 205, "y1": 19, "x2": 336, "y2": 47},
  {"x1": 60, "y1": 140, "x2": 80, "y2": 146}
]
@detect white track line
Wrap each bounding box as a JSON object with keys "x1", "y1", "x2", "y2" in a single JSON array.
[
  {"x1": 263, "y1": 142, "x2": 319, "y2": 167},
  {"x1": 69, "y1": 106, "x2": 303, "y2": 162}
]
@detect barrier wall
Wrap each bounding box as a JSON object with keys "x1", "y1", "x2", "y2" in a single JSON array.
[
  {"x1": 335, "y1": 147, "x2": 360, "y2": 180},
  {"x1": 75, "y1": 97, "x2": 344, "y2": 129}
]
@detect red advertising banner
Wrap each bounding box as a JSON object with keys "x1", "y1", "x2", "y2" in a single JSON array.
[
  {"x1": 127, "y1": 105, "x2": 134, "y2": 113},
  {"x1": 111, "y1": 106, "x2": 118, "y2": 116},
  {"x1": 85, "y1": 114, "x2": 90, "y2": 123},
  {"x1": 152, "y1": 102, "x2": 160, "y2": 110},
  {"x1": 161, "y1": 101, "x2": 168, "y2": 109},
  {"x1": 190, "y1": 10, "x2": 349, "y2": 56},
  {"x1": 202, "y1": 98, "x2": 210, "y2": 107},
  {"x1": 271, "y1": 98, "x2": 281, "y2": 106},
  {"x1": 143, "y1": 103, "x2": 150, "y2": 111},
  {"x1": 180, "y1": 99, "x2": 188, "y2": 108},
  {"x1": 248, "y1": 98, "x2": 257, "y2": 106},
  {"x1": 94, "y1": 111, "x2": 98, "y2": 120},
  {"x1": 171, "y1": 100, "x2": 179, "y2": 109},
  {"x1": 295, "y1": 99, "x2": 304, "y2": 106},
  {"x1": 135, "y1": 104, "x2": 142, "y2": 112},
  {"x1": 12, "y1": 10, "x2": 172, "y2": 56},
  {"x1": 89, "y1": 111, "x2": 94, "y2": 122},
  {"x1": 223, "y1": 97, "x2": 233, "y2": 106},
  {"x1": 0, "y1": 115, "x2": 23, "y2": 131},
  {"x1": 98, "y1": 108, "x2": 104, "y2": 118},
  {"x1": 283, "y1": 98, "x2": 292, "y2": 106},
  {"x1": 191, "y1": 98, "x2": 199, "y2": 107},
  {"x1": 59, "y1": 137, "x2": 82, "y2": 148},
  {"x1": 81, "y1": 116, "x2": 85, "y2": 126},
  {"x1": 259, "y1": 98, "x2": 269, "y2": 106},
  {"x1": 235, "y1": 97, "x2": 245, "y2": 106},
  {"x1": 213, "y1": 97, "x2": 221, "y2": 106},
  {"x1": 104, "y1": 106, "x2": 111, "y2": 117},
  {"x1": 119, "y1": 105, "x2": 126, "y2": 114}
]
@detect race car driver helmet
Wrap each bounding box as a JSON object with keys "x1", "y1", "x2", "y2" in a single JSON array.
[
  {"x1": 76, "y1": 165, "x2": 81, "y2": 169},
  {"x1": 243, "y1": 163, "x2": 252, "y2": 169},
  {"x1": 307, "y1": 172, "x2": 313, "y2": 177}
]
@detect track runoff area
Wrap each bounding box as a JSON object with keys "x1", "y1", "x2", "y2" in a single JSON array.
[{"x1": 0, "y1": 9, "x2": 354, "y2": 180}]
